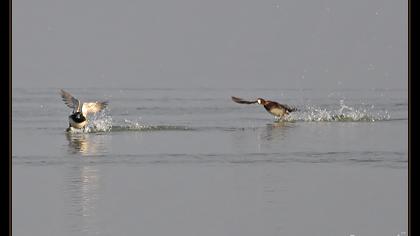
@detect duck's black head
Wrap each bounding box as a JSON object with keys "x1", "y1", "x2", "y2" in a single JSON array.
[{"x1": 70, "y1": 112, "x2": 86, "y2": 122}]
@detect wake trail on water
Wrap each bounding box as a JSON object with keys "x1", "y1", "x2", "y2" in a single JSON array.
[
  {"x1": 284, "y1": 100, "x2": 391, "y2": 122},
  {"x1": 67, "y1": 111, "x2": 190, "y2": 133}
]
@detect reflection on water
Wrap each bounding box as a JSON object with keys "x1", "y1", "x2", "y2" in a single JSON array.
[
  {"x1": 65, "y1": 165, "x2": 102, "y2": 235},
  {"x1": 64, "y1": 133, "x2": 108, "y2": 234},
  {"x1": 65, "y1": 132, "x2": 110, "y2": 156},
  {"x1": 255, "y1": 121, "x2": 294, "y2": 153},
  {"x1": 230, "y1": 121, "x2": 294, "y2": 153},
  {"x1": 260, "y1": 121, "x2": 294, "y2": 141}
]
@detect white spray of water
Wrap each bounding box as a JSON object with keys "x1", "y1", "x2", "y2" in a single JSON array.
[
  {"x1": 285, "y1": 100, "x2": 390, "y2": 122},
  {"x1": 122, "y1": 118, "x2": 147, "y2": 130},
  {"x1": 84, "y1": 108, "x2": 113, "y2": 132}
]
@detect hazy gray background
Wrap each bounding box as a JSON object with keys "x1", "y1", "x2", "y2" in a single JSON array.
[{"x1": 13, "y1": 0, "x2": 407, "y2": 89}]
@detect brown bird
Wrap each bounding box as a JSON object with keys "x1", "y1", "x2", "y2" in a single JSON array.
[{"x1": 231, "y1": 96, "x2": 297, "y2": 119}]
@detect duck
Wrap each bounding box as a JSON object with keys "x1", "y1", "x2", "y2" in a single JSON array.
[
  {"x1": 60, "y1": 89, "x2": 108, "y2": 131},
  {"x1": 231, "y1": 96, "x2": 297, "y2": 119}
]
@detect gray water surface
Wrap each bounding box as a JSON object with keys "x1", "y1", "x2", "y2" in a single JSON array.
[{"x1": 13, "y1": 88, "x2": 407, "y2": 236}]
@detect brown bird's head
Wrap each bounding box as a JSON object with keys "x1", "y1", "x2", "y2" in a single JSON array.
[{"x1": 257, "y1": 98, "x2": 266, "y2": 105}]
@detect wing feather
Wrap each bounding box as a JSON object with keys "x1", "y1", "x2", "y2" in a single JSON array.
[
  {"x1": 81, "y1": 101, "x2": 108, "y2": 116},
  {"x1": 231, "y1": 96, "x2": 258, "y2": 104},
  {"x1": 60, "y1": 89, "x2": 80, "y2": 111}
]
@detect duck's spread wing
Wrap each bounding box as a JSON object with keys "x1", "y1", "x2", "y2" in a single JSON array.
[
  {"x1": 81, "y1": 101, "x2": 108, "y2": 115},
  {"x1": 60, "y1": 89, "x2": 80, "y2": 111},
  {"x1": 231, "y1": 96, "x2": 257, "y2": 104}
]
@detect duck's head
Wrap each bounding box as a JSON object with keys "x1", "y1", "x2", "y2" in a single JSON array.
[
  {"x1": 257, "y1": 98, "x2": 265, "y2": 105},
  {"x1": 72, "y1": 111, "x2": 86, "y2": 120},
  {"x1": 75, "y1": 112, "x2": 83, "y2": 119}
]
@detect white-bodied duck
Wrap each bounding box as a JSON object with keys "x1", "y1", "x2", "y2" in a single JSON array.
[{"x1": 60, "y1": 89, "x2": 108, "y2": 131}]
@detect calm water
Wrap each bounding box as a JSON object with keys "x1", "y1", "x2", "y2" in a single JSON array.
[{"x1": 12, "y1": 87, "x2": 408, "y2": 236}]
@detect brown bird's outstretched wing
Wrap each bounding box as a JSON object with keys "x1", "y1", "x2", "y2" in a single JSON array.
[{"x1": 231, "y1": 96, "x2": 258, "y2": 104}]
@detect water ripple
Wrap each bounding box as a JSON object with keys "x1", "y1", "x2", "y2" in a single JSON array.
[{"x1": 13, "y1": 151, "x2": 407, "y2": 168}]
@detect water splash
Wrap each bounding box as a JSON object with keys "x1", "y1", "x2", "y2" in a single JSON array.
[
  {"x1": 85, "y1": 109, "x2": 113, "y2": 132},
  {"x1": 113, "y1": 118, "x2": 191, "y2": 131},
  {"x1": 66, "y1": 115, "x2": 191, "y2": 133},
  {"x1": 284, "y1": 100, "x2": 391, "y2": 122},
  {"x1": 120, "y1": 118, "x2": 148, "y2": 130}
]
